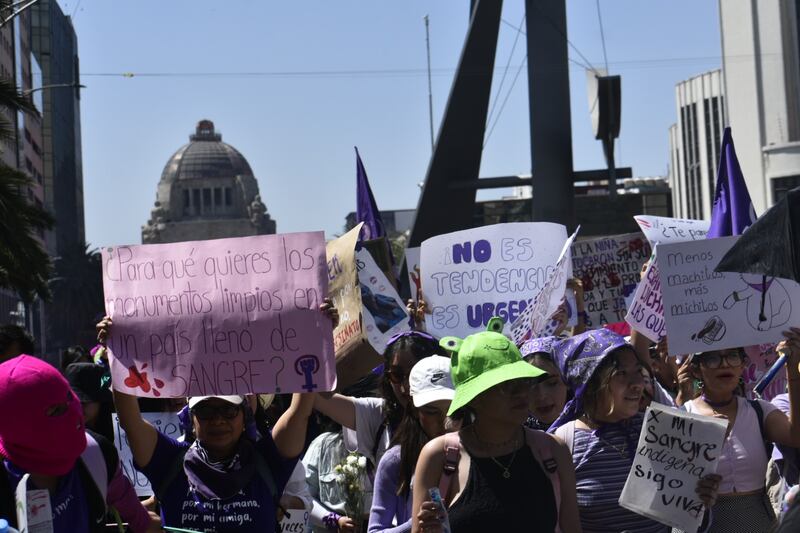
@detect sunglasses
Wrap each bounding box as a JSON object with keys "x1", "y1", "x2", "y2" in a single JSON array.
[
  {"x1": 191, "y1": 403, "x2": 242, "y2": 421},
  {"x1": 497, "y1": 378, "x2": 536, "y2": 396},
  {"x1": 698, "y1": 351, "x2": 745, "y2": 369}
]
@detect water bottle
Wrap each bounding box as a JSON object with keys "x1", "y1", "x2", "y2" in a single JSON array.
[
  {"x1": 428, "y1": 487, "x2": 451, "y2": 533},
  {"x1": 0, "y1": 518, "x2": 20, "y2": 533}
]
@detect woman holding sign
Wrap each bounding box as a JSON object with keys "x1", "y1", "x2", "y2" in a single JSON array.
[
  {"x1": 681, "y1": 330, "x2": 800, "y2": 532},
  {"x1": 98, "y1": 316, "x2": 322, "y2": 533},
  {"x1": 551, "y1": 329, "x2": 721, "y2": 533},
  {"x1": 411, "y1": 318, "x2": 581, "y2": 533}
]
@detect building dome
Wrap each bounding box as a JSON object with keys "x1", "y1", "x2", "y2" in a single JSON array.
[
  {"x1": 160, "y1": 120, "x2": 254, "y2": 182},
  {"x1": 142, "y1": 119, "x2": 276, "y2": 244}
]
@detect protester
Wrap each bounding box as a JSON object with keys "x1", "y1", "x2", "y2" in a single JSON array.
[
  {"x1": 65, "y1": 362, "x2": 114, "y2": 443},
  {"x1": 412, "y1": 317, "x2": 581, "y2": 533},
  {"x1": 61, "y1": 345, "x2": 92, "y2": 371},
  {"x1": 681, "y1": 332, "x2": 800, "y2": 533},
  {"x1": 304, "y1": 375, "x2": 380, "y2": 533},
  {"x1": 0, "y1": 354, "x2": 158, "y2": 533},
  {"x1": 551, "y1": 329, "x2": 721, "y2": 533},
  {"x1": 280, "y1": 462, "x2": 314, "y2": 522},
  {"x1": 0, "y1": 324, "x2": 34, "y2": 362},
  {"x1": 369, "y1": 355, "x2": 456, "y2": 533},
  {"x1": 520, "y1": 336, "x2": 570, "y2": 431},
  {"x1": 769, "y1": 390, "x2": 800, "y2": 514},
  {"x1": 313, "y1": 331, "x2": 445, "y2": 467},
  {"x1": 97, "y1": 318, "x2": 323, "y2": 533}
]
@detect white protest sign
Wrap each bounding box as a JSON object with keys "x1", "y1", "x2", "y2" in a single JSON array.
[
  {"x1": 113, "y1": 412, "x2": 181, "y2": 496},
  {"x1": 405, "y1": 247, "x2": 422, "y2": 301},
  {"x1": 510, "y1": 228, "x2": 579, "y2": 344},
  {"x1": 356, "y1": 248, "x2": 410, "y2": 351},
  {"x1": 626, "y1": 248, "x2": 665, "y2": 343},
  {"x1": 570, "y1": 233, "x2": 651, "y2": 327},
  {"x1": 659, "y1": 236, "x2": 800, "y2": 356},
  {"x1": 619, "y1": 404, "x2": 727, "y2": 532},
  {"x1": 279, "y1": 510, "x2": 309, "y2": 532},
  {"x1": 15, "y1": 473, "x2": 54, "y2": 533},
  {"x1": 635, "y1": 215, "x2": 710, "y2": 246},
  {"x1": 421, "y1": 222, "x2": 567, "y2": 338}
]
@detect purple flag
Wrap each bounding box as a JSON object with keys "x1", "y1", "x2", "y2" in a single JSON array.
[
  {"x1": 707, "y1": 127, "x2": 757, "y2": 238},
  {"x1": 355, "y1": 147, "x2": 386, "y2": 241}
]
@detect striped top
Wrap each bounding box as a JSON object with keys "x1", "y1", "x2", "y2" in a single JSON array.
[{"x1": 571, "y1": 413, "x2": 668, "y2": 533}]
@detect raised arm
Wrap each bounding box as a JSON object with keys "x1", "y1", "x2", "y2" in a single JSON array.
[
  {"x1": 313, "y1": 393, "x2": 357, "y2": 430},
  {"x1": 272, "y1": 393, "x2": 315, "y2": 459},
  {"x1": 766, "y1": 329, "x2": 800, "y2": 448}
]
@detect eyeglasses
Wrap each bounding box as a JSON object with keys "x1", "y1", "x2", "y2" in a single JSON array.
[
  {"x1": 497, "y1": 378, "x2": 536, "y2": 396},
  {"x1": 698, "y1": 351, "x2": 745, "y2": 369},
  {"x1": 191, "y1": 403, "x2": 242, "y2": 421},
  {"x1": 386, "y1": 367, "x2": 408, "y2": 385}
]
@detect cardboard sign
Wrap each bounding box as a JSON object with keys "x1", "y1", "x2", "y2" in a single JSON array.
[
  {"x1": 102, "y1": 232, "x2": 335, "y2": 397},
  {"x1": 570, "y1": 233, "x2": 651, "y2": 327},
  {"x1": 279, "y1": 511, "x2": 309, "y2": 532},
  {"x1": 626, "y1": 248, "x2": 665, "y2": 343},
  {"x1": 113, "y1": 412, "x2": 181, "y2": 496},
  {"x1": 659, "y1": 236, "x2": 800, "y2": 356},
  {"x1": 15, "y1": 473, "x2": 54, "y2": 533},
  {"x1": 421, "y1": 222, "x2": 567, "y2": 338},
  {"x1": 356, "y1": 248, "x2": 409, "y2": 351},
  {"x1": 619, "y1": 404, "x2": 727, "y2": 532},
  {"x1": 635, "y1": 215, "x2": 710, "y2": 246},
  {"x1": 405, "y1": 247, "x2": 422, "y2": 301},
  {"x1": 327, "y1": 225, "x2": 364, "y2": 354},
  {"x1": 510, "y1": 228, "x2": 579, "y2": 344}
]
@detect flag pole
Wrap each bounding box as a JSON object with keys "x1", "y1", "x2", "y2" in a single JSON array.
[{"x1": 424, "y1": 15, "x2": 435, "y2": 152}]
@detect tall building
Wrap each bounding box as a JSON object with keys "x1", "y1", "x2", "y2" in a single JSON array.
[
  {"x1": 31, "y1": 0, "x2": 84, "y2": 256},
  {"x1": 719, "y1": 0, "x2": 800, "y2": 212},
  {"x1": 142, "y1": 120, "x2": 276, "y2": 244},
  {"x1": 668, "y1": 70, "x2": 725, "y2": 220}
]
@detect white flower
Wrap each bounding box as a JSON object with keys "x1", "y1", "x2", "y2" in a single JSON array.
[
  {"x1": 357, "y1": 456, "x2": 367, "y2": 469},
  {"x1": 335, "y1": 474, "x2": 345, "y2": 483},
  {"x1": 345, "y1": 465, "x2": 357, "y2": 476},
  {"x1": 346, "y1": 455, "x2": 358, "y2": 466}
]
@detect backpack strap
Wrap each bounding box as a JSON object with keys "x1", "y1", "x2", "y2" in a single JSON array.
[
  {"x1": 748, "y1": 399, "x2": 774, "y2": 458},
  {"x1": 554, "y1": 421, "x2": 576, "y2": 455},
  {"x1": 527, "y1": 430, "x2": 561, "y2": 533},
  {"x1": 81, "y1": 432, "x2": 109, "y2": 503},
  {"x1": 438, "y1": 433, "x2": 461, "y2": 500}
]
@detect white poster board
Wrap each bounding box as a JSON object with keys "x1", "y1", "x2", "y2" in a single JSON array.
[
  {"x1": 635, "y1": 215, "x2": 710, "y2": 246},
  {"x1": 626, "y1": 248, "x2": 665, "y2": 343},
  {"x1": 279, "y1": 510, "x2": 309, "y2": 532},
  {"x1": 421, "y1": 222, "x2": 567, "y2": 338},
  {"x1": 113, "y1": 412, "x2": 182, "y2": 496},
  {"x1": 356, "y1": 248, "x2": 409, "y2": 351},
  {"x1": 619, "y1": 404, "x2": 727, "y2": 532},
  {"x1": 659, "y1": 236, "x2": 800, "y2": 356}
]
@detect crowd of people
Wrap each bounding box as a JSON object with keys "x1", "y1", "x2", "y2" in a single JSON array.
[{"x1": 1, "y1": 261, "x2": 800, "y2": 533}]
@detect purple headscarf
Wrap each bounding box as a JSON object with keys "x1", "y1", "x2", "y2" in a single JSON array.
[
  {"x1": 548, "y1": 329, "x2": 631, "y2": 431},
  {"x1": 520, "y1": 336, "x2": 560, "y2": 361}
]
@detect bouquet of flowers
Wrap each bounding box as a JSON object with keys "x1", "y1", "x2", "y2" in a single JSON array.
[{"x1": 334, "y1": 451, "x2": 369, "y2": 527}]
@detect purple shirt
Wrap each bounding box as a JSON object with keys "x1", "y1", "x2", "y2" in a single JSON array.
[
  {"x1": 368, "y1": 445, "x2": 411, "y2": 533},
  {"x1": 5, "y1": 461, "x2": 90, "y2": 533},
  {"x1": 138, "y1": 432, "x2": 296, "y2": 533}
]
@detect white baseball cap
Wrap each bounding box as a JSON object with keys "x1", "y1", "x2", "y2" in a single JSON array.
[
  {"x1": 188, "y1": 395, "x2": 245, "y2": 409},
  {"x1": 409, "y1": 356, "x2": 455, "y2": 408}
]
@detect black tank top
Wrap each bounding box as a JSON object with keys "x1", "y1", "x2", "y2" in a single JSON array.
[{"x1": 447, "y1": 442, "x2": 557, "y2": 533}]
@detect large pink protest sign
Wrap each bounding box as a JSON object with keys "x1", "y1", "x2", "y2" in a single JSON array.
[{"x1": 101, "y1": 232, "x2": 335, "y2": 397}]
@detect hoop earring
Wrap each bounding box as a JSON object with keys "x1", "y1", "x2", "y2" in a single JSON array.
[{"x1": 695, "y1": 379, "x2": 704, "y2": 389}]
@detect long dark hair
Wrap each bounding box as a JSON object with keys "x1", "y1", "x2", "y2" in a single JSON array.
[{"x1": 390, "y1": 403, "x2": 430, "y2": 499}]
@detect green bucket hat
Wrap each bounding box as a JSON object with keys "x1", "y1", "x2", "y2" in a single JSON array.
[{"x1": 441, "y1": 317, "x2": 545, "y2": 416}]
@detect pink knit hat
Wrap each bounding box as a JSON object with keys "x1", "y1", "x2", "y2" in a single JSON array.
[{"x1": 0, "y1": 355, "x2": 86, "y2": 476}]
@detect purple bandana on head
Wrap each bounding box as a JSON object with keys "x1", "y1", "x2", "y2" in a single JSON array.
[
  {"x1": 520, "y1": 336, "x2": 560, "y2": 361},
  {"x1": 547, "y1": 329, "x2": 630, "y2": 432}
]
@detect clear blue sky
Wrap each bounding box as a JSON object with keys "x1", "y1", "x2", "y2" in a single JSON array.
[{"x1": 58, "y1": 0, "x2": 721, "y2": 248}]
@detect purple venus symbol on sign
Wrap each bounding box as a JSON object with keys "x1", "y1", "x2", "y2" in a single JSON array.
[{"x1": 295, "y1": 355, "x2": 320, "y2": 392}]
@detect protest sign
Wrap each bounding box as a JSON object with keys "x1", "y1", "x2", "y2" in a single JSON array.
[
  {"x1": 744, "y1": 343, "x2": 786, "y2": 401},
  {"x1": 659, "y1": 236, "x2": 800, "y2": 356},
  {"x1": 279, "y1": 511, "x2": 309, "y2": 532},
  {"x1": 113, "y1": 412, "x2": 181, "y2": 496},
  {"x1": 570, "y1": 233, "x2": 651, "y2": 327},
  {"x1": 102, "y1": 232, "x2": 335, "y2": 397},
  {"x1": 619, "y1": 404, "x2": 727, "y2": 532},
  {"x1": 327, "y1": 225, "x2": 363, "y2": 354},
  {"x1": 510, "y1": 228, "x2": 579, "y2": 344},
  {"x1": 356, "y1": 248, "x2": 409, "y2": 351},
  {"x1": 421, "y1": 222, "x2": 566, "y2": 338},
  {"x1": 635, "y1": 215, "x2": 710, "y2": 246},
  {"x1": 405, "y1": 247, "x2": 422, "y2": 301},
  {"x1": 626, "y1": 248, "x2": 665, "y2": 343}
]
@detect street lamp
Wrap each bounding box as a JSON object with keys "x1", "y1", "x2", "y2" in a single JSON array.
[
  {"x1": 0, "y1": 0, "x2": 41, "y2": 29},
  {"x1": 23, "y1": 82, "x2": 86, "y2": 97}
]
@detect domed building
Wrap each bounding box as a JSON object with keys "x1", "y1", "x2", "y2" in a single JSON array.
[{"x1": 142, "y1": 119, "x2": 276, "y2": 244}]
